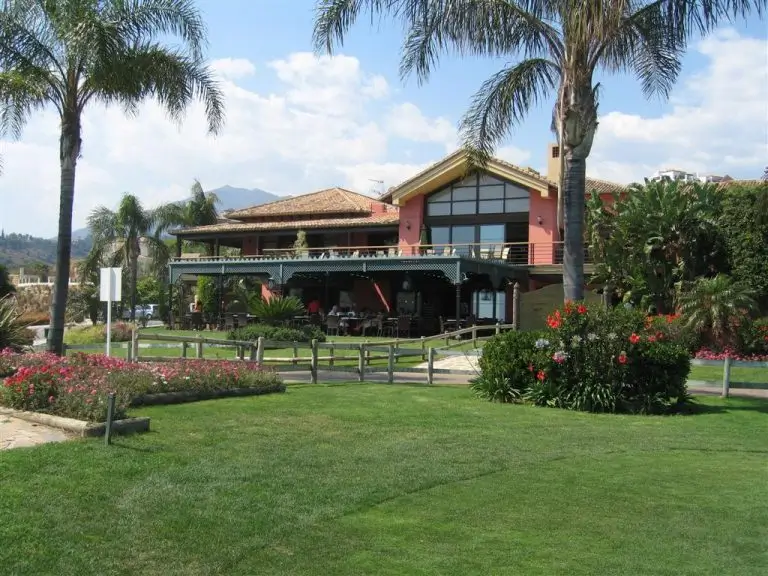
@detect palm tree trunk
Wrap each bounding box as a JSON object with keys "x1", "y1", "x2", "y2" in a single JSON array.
[
  {"x1": 129, "y1": 244, "x2": 139, "y2": 322},
  {"x1": 562, "y1": 150, "x2": 586, "y2": 302},
  {"x1": 47, "y1": 112, "x2": 81, "y2": 355}
]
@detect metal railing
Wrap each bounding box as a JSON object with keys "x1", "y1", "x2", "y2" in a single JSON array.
[{"x1": 171, "y1": 241, "x2": 592, "y2": 266}]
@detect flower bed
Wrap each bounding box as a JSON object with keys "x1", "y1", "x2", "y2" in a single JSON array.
[
  {"x1": 694, "y1": 348, "x2": 768, "y2": 362},
  {"x1": 475, "y1": 303, "x2": 691, "y2": 414},
  {"x1": 0, "y1": 350, "x2": 284, "y2": 422}
]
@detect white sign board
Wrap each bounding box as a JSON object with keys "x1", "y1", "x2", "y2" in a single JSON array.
[
  {"x1": 100, "y1": 267, "x2": 122, "y2": 357},
  {"x1": 99, "y1": 268, "x2": 122, "y2": 302}
]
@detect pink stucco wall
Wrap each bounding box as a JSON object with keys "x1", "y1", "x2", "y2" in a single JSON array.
[
  {"x1": 398, "y1": 197, "x2": 423, "y2": 256},
  {"x1": 528, "y1": 189, "x2": 559, "y2": 264}
]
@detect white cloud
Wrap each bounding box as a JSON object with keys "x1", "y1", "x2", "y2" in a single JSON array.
[
  {"x1": 590, "y1": 29, "x2": 768, "y2": 183},
  {"x1": 0, "y1": 52, "x2": 446, "y2": 236},
  {"x1": 210, "y1": 58, "x2": 256, "y2": 80},
  {"x1": 385, "y1": 103, "x2": 456, "y2": 149}
]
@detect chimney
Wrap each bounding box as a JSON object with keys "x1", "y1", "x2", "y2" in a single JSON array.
[{"x1": 546, "y1": 143, "x2": 561, "y2": 183}]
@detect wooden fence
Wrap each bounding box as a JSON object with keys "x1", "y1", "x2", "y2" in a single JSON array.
[
  {"x1": 57, "y1": 323, "x2": 513, "y2": 384},
  {"x1": 689, "y1": 358, "x2": 768, "y2": 397}
]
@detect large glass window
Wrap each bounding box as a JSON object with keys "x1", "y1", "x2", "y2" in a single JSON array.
[
  {"x1": 430, "y1": 226, "x2": 450, "y2": 251},
  {"x1": 426, "y1": 172, "x2": 530, "y2": 215},
  {"x1": 472, "y1": 290, "x2": 506, "y2": 321},
  {"x1": 451, "y1": 226, "x2": 475, "y2": 256}
]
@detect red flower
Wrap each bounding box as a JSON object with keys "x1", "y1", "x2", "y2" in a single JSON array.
[
  {"x1": 564, "y1": 301, "x2": 574, "y2": 315},
  {"x1": 656, "y1": 331, "x2": 664, "y2": 341},
  {"x1": 617, "y1": 352, "x2": 628, "y2": 364},
  {"x1": 577, "y1": 304, "x2": 587, "y2": 314},
  {"x1": 547, "y1": 310, "x2": 562, "y2": 329},
  {"x1": 536, "y1": 370, "x2": 546, "y2": 381},
  {"x1": 629, "y1": 333, "x2": 641, "y2": 344},
  {"x1": 647, "y1": 335, "x2": 657, "y2": 343}
]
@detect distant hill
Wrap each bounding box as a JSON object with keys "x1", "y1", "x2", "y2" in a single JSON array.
[
  {"x1": 67, "y1": 185, "x2": 280, "y2": 240},
  {"x1": 0, "y1": 232, "x2": 92, "y2": 269}
]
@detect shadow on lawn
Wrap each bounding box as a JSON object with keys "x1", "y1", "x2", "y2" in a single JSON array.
[{"x1": 680, "y1": 399, "x2": 768, "y2": 416}]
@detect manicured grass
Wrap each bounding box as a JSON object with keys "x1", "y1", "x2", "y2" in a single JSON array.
[
  {"x1": 690, "y1": 365, "x2": 768, "y2": 385},
  {"x1": 1, "y1": 386, "x2": 766, "y2": 575}
]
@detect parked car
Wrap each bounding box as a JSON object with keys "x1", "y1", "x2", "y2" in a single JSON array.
[{"x1": 122, "y1": 304, "x2": 159, "y2": 320}]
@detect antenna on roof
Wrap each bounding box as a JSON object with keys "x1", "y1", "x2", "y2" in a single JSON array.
[{"x1": 368, "y1": 179, "x2": 384, "y2": 196}]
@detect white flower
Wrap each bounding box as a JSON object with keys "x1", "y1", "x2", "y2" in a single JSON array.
[
  {"x1": 552, "y1": 351, "x2": 568, "y2": 363},
  {"x1": 587, "y1": 333, "x2": 598, "y2": 341},
  {"x1": 607, "y1": 332, "x2": 617, "y2": 340},
  {"x1": 571, "y1": 335, "x2": 582, "y2": 346},
  {"x1": 534, "y1": 338, "x2": 550, "y2": 349}
]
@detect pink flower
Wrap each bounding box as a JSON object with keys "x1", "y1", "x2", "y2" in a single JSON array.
[{"x1": 629, "y1": 333, "x2": 641, "y2": 344}]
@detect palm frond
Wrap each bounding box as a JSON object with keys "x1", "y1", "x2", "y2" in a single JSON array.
[
  {"x1": 459, "y1": 57, "x2": 559, "y2": 164},
  {"x1": 84, "y1": 42, "x2": 224, "y2": 134}
]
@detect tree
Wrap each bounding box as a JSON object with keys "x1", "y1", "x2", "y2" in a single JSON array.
[
  {"x1": 587, "y1": 179, "x2": 726, "y2": 312},
  {"x1": 84, "y1": 194, "x2": 169, "y2": 322},
  {"x1": 313, "y1": 0, "x2": 765, "y2": 302},
  {"x1": 0, "y1": 0, "x2": 224, "y2": 354},
  {"x1": 155, "y1": 179, "x2": 221, "y2": 255},
  {"x1": 0, "y1": 263, "x2": 14, "y2": 298},
  {"x1": 677, "y1": 274, "x2": 757, "y2": 348},
  {"x1": 293, "y1": 230, "x2": 309, "y2": 257}
]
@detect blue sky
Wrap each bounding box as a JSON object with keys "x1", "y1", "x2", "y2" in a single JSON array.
[{"x1": 1, "y1": 1, "x2": 766, "y2": 236}]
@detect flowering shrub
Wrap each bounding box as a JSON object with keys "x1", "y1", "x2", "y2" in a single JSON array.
[
  {"x1": 64, "y1": 322, "x2": 134, "y2": 345},
  {"x1": 477, "y1": 303, "x2": 691, "y2": 414},
  {"x1": 0, "y1": 349, "x2": 284, "y2": 421}
]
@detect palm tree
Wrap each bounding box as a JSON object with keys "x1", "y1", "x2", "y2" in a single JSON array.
[
  {"x1": 155, "y1": 179, "x2": 220, "y2": 255},
  {"x1": 313, "y1": 0, "x2": 764, "y2": 302},
  {"x1": 84, "y1": 194, "x2": 169, "y2": 322},
  {"x1": 677, "y1": 274, "x2": 757, "y2": 348},
  {"x1": 0, "y1": 0, "x2": 225, "y2": 354}
]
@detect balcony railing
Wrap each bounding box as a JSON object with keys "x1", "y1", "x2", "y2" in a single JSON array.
[{"x1": 172, "y1": 242, "x2": 592, "y2": 267}]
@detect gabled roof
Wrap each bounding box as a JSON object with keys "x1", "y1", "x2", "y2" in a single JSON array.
[
  {"x1": 227, "y1": 187, "x2": 388, "y2": 219},
  {"x1": 586, "y1": 177, "x2": 627, "y2": 196},
  {"x1": 381, "y1": 149, "x2": 556, "y2": 205}
]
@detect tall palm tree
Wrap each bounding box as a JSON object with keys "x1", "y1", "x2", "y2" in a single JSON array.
[
  {"x1": 313, "y1": 0, "x2": 765, "y2": 302},
  {"x1": 155, "y1": 179, "x2": 220, "y2": 255},
  {"x1": 0, "y1": 0, "x2": 225, "y2": 354},
  {"x1": 84, "y1": 194, "x2": 169, "y2": 322}
]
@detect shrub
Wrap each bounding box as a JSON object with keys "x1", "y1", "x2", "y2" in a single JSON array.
[
  {"x1": 229, "y1": 323, "x2": 325, "y2": 344},
  {"x1": 64, "y1": 322, "x2": 134, "y2": 345},
  {"x1": 0, "y1": 296, "x2": 31, "y2": 352},
  {"x1": 17, "y1": 311, "x2": 49, "y2": 326},
  {"x1": 0, "y1": 350, "x2": 284, "y2": 421},
  {"x1": 250, "y1": 296, "x2": 305, "y2": 325},
  {"x1": 734, "y1": 317, "x2": 768, "y2": 357},
  {"x1": 478, "y1": 302, "x2": 691, "y2": 414}
]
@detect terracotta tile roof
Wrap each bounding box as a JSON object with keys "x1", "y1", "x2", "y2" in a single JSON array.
[
  {"x1": 227, "y1": 187, "x2": 388, "y2": 219},
  {"x1": 585, "y1": 177, "x2": 627, "y2": 196},
  {"x1": 174, "y1": 213, "x2": 400, "y2": 236}
]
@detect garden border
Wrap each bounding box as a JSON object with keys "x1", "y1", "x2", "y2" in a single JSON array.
[
  {"x1": 0, "y1": 406, "x2": 149, "y2": 437},
  {"x1": 130, "y1": 384, "x2": 286, "y2": 406}
]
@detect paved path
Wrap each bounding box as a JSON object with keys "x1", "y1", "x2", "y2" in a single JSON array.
[{"x1": 0, "y1": 415, "x2": 71, "y2": 450}]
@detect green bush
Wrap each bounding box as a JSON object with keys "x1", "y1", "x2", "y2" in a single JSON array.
[
  {"x1": 229, "y1": 323, "x2": 326, "y2": 344},
  {"x1": 64, "y1": 322, "x2": 134, "y2": 345},
  {"x1": 477, "y1": 302, "x2": 691, "y2": 414},
  {"x1": 735, "y1": 317, "x2": 768, "y2": 356},
  {"x1": 0, "y1": 296, "x2": 30, "y2": 352},
  {"x1": 250, "y1": 296, "x2": 304, "y2": 325}
]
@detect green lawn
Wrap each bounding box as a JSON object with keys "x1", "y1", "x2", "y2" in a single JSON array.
[
  {"x1": 689, "y1": 365, "x2": 768, "y2": 385},
  {"x1": 1, "y1": 385, "x2": 766, "y2": 575}
]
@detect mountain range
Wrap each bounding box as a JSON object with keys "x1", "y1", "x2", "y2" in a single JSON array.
[{"x1": 2, "y1": 186, "x2": 279, "y2": 269}]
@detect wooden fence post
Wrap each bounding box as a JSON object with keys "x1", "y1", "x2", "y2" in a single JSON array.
[
  {"x1": 195, "y1": 337, "x2": 203, "y2": 359},
  {"x1": 237, "y1": 344, "x2": 245, "y2": 361},
  {"x1": 256, "y1": 337, "x2": 264, "y2": 364},
  {"x1": 420, "y1": 336, "x2": 426, "y2": 361},
  {"x1": 512, "y1": 282, "x2": 521, "y2": 330},
  {"x1": 329, "y1": 343, "x2": 335, "y2": 368},
  {"x1": 357, "y1": 344, "x2": 365, "y2": 382},
  {"x1": 62, "y1": 343, "x2": 68, "y2": 357},
  {"x1": 292, "y1": 341, "x2": 298, "y2": 366},
  {"x1": 472, "y1": 324, "x2": 477, "y2": 348},
  {"x1": 495, "y1": 322, "x2": 501, "y2": 335},
  {"x1": 132, "y1": 329, "x2": 139, "y2": 362},
  {"x1": 181, "y1": 341, "x2": 188, "y2": 358},
  {"x1": 365, "y1": 339, "x2": 370, "y2": 366},
  {"x1": 427, "y1": 347, "x2": 435, "y2": 385},
  {"x1": 128, "y1": 329, "x2": 135, "y2": 362},
  {"x1": 394, "y1": 339, "x2": 399, "y2": 364},
  {"x1": 310, "y1": 339, "x2": 318, "y2": 384},
  {"x1": 722, "y1": 356, "x2": 732, "y2": 398},
  {"x1": 249, "y1": 343, "x2": 257, "y2": 362},
  {"x1": 387, "y1": 344, "x2": 395, "y2": 384}
]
